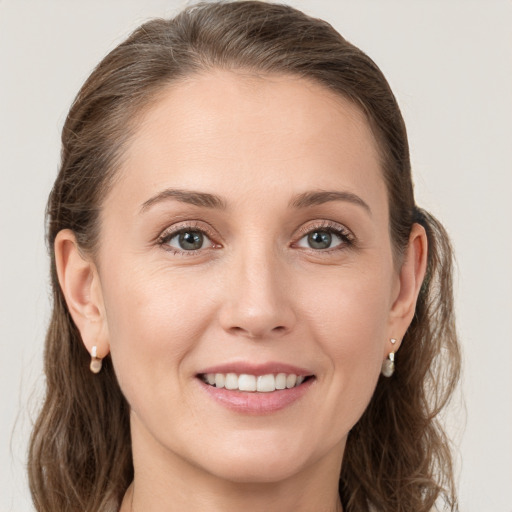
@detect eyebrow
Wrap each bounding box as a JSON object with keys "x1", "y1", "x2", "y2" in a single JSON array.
[
  {"x1": 140, "y1": 187, "x2": 371, "y2": 215},
  {"x1": 140, "y1": 188, "x2": 227, "y2": 213},
  {"x1": 289, "y1": 190, "x2": 371, "y2": 215}
]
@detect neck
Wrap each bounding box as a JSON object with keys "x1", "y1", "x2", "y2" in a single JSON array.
[
  {"x1": 120, "y1": 417, "x2": 345, "y2": 512},
  {"x1": 121, "y1": 479, "x2": 343, "y2": 512}
]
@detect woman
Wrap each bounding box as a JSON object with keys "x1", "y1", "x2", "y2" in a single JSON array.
[{"x1": 28, "y1": 1, "x2": 461, "y2": 511}]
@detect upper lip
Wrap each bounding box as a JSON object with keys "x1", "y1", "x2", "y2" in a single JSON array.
[{"x1": 197, "y1": 361, "x2": 314, "y2": 377}]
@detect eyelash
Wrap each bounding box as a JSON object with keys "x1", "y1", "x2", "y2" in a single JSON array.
[
  {"x1": 157, "y1": 220, "x2": 355, "y2": 256},
  {"x1": 157, "y1": 221, "x2": 219, "y2": 256},
  {"x1": 293, "y1": 220, "x2": 355, "y2": 252}
]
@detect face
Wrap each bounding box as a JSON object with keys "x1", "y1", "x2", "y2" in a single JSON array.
[{"x1": 95, "y1": 71, "x2": 402, "y2": 483}]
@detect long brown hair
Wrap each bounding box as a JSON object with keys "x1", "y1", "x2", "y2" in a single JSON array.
[{"x1": 28, "y1": 2, "x2": 461, "y2": 511}]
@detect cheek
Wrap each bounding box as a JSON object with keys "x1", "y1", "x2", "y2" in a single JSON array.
[
  {"x1": 302, "y1": 261, "x2": 393, "y2": 349},
  {"x1": 101, "y1": 264, "x2": 215, "y2": 404},
  {"x1": 299, "y1": 262, "x2": 393, "y2": 419}
]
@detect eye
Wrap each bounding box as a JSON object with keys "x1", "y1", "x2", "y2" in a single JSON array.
[
  {"x1": 160, "y1": 228, "x2": 214, "y2": 252},
  {"x1": 309, "y1": 230, "x2": 338, "y2": 249},
  {"x1": 295, "y1": 223, "x2": 354, "y2": 251},
  {"x1": 297, "y1": 229, "x2": 342, "y2": 250}
]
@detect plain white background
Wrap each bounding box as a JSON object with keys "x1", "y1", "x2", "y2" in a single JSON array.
[{"x1": 1, "y1": 1, "x2": 511, "y2": 511}]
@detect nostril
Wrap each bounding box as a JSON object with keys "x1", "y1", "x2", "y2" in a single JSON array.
[
  {"x1": 230, "y1": 326, "x2": 246, "y2": 334},
  {"x1": 227, "y1": 324, "x2": 288, "y2": 338}
]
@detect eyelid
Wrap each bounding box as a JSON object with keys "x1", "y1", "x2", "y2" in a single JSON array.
[
  {"x1": 155, "y1": 219, "x2": 354, "y2": 255},
  {"x1": 157, "y1": 220, "x2": 222, "y2": 253},
  {"x1": 292, "y1": 220, "x2": 355, "y2": 249}
]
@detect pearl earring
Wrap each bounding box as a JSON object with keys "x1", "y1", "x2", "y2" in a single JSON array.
[
  {"x1": 90, "y1": 346, "x2": 103, "y2": 374},
  {"x1": 381, "y1": 338, "x2": 397, "y2": 377}
]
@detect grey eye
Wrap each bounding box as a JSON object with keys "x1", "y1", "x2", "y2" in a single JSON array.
[
  {"x1": 167, "y1": 230, "x2": 212, "y2": 251},
  {"x1": 297, "y1": 230, "x2": 343, "y2": 250},
  {"x1": 308, "y1": 231, "x2": 332, "y2": 249}
]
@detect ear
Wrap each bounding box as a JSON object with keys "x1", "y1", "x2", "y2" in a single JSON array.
[
  {"x1": 388, "y1": 223, "x2": 428, "y2": 347},
  {"x1": 54, "y1": 229, "x2": 110, "y2": 359}
]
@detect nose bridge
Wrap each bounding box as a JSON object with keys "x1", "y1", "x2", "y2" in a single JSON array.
[{"x1": 220, "y1": 236, "x2": 295, "y2": 338}]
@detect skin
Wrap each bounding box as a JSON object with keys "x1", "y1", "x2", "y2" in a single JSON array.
[{"x1": 55, "y1": 70, "x2": 427, "y2": 512}]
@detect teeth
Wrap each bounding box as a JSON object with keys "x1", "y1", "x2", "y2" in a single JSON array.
[
  {"x1": 257, "y1": 374, "x2": 275, "y2": 392},
  {"x1": 225, "y1": 373, "x2": 238, "y2": 390},
  {"x1": 202, "y1": 372, "x2": 309, "y2": 392},
  {"x1": 286, "y1": 374, "x2": 297, "y2": 388},
  {"x1": 275, "y1": 373, "x2": 287, "y2": 390},
  {"x1": 238, "y1": 374, "x2": 256, "y2": 392},
  {"x1": 214, "y1": 373, "x2": 225, "y2": 389}
]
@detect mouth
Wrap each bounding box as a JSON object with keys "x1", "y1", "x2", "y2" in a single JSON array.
[
  {"x1": 198, "y1": 372, "x2": 314, "y2": 393},
  {"x1": 195, "y1": 363, "x2": 316, "y2": 413}
]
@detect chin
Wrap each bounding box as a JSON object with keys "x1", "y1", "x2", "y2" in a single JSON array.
[
  {"x1": 189, "y1": 431, "x2": 328, "y2": 484},
  {"x1": 206, "y1": 453, "x2": 308, "y2": 484}
]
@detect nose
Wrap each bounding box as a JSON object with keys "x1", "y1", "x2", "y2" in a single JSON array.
[{"x1": 218, "y1": 245, "x2": 297, "y2": 340}]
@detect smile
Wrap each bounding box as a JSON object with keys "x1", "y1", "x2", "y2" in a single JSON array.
[{"x1": 199, "y1": 372, "x2": 310, "y2": 392}]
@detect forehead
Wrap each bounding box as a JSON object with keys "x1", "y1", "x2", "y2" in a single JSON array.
[{"x1": 113, "y1": 70, "x2": 386, "y2": 212}]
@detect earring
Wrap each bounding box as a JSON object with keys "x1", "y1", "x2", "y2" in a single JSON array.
[
  {"x1": 381, "y1": 338, "x2": 397, "y2": 377},
  {"x1": 90, "y1": 346, "x2": 103, "y2": 374}
]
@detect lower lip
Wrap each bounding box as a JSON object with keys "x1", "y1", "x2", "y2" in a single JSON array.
[{"x1": 198, "y1": 378, "x2": 315, "y2": 415}]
